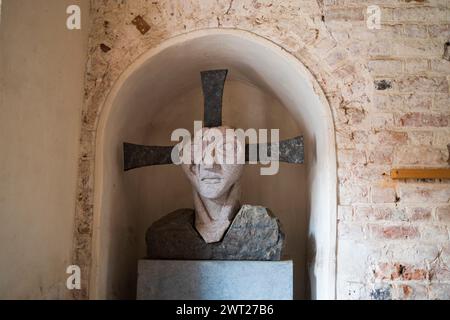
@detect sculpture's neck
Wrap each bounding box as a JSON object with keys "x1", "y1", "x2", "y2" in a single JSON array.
[{"x1": 193, "y1": 183, "x2": 241, "y2": 243}]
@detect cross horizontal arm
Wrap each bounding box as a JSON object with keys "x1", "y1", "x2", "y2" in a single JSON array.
[
  {"x1": 123, "y1": 136, "x2": 304, "y2": 171},
  {"x1": 245, "y1": 136, "x2": 304, "y2": 164},
  {"x1": 123, "y1": 143, "x2": 174, "y2": 171}
]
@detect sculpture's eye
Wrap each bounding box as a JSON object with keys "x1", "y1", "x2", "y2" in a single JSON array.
[
  {"x1": 235, "y1": 140, "x2": 244, "y2": 162},
  {"x1": 224, "y1": 142, "x2": 234, "y2": 152},
  {"x1": 214, "y1": 141, "x2": 233, "y2": 164},
  {"x1": 192, "y1": 143, "x2": 203, "y2": 164}
]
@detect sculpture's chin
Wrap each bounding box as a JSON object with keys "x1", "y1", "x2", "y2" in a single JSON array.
[{"x1": 197, "y1": 184, "x2": 227, "y2": 200}]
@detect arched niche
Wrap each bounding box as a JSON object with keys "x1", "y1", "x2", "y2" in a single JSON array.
[{"x1": 91, "y1": 29, "x2": 337, "y2": 300}]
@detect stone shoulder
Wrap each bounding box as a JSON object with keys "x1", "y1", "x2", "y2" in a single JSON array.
[{"x1": 149, "y1": 208, "x2": 194, "y2": 229}]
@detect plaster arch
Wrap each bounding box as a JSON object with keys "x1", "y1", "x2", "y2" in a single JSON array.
[{"x1": 88, "y1": 29, "x2": 337, "y2": 300}]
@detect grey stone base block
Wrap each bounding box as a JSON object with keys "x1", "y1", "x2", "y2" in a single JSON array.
[{"x1": 137, "y1": 260, "x2": 293, "y2": 300}]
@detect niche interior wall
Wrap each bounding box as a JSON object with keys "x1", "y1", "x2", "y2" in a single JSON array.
[{"x1": 90, "y1": 29, "x2": 337, "y2": 300}]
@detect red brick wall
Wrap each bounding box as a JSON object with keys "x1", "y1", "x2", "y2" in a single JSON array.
[{"x1": 326, "y1": 0, "x2": 450, "y2": 299}]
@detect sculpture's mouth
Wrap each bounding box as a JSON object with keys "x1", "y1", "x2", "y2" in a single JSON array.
[{"x1": 201, "y1": 176, "x2": 222, "y2": 184}]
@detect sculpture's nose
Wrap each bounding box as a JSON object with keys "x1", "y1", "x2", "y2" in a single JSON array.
[
  {"x1": 203, "y1": 162, "x2": 214, "y2": 169},
  {"x1": 202, "y1": 163, "x2": 220, "y2": 171}
]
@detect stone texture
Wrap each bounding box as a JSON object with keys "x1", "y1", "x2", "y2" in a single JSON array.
[
  {"x1": 137, "y1": 260, "x2": 293, "y2": 300},
  {"x1": 146, "y1": 205, "x2": 285, "y2": 261}
]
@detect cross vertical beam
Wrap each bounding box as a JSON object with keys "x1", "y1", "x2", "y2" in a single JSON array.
[{"x1": 201, "y1": 69, "x2": 228, "y2": 127}]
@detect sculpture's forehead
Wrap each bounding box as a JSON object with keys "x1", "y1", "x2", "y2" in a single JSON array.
[
  {"x1": 190, "y1": 128, "x2": 242, "y2": 164},
  {"x1": 194, "y1": 126, "x2": 238, "y2": 142},
  {"x1": 195, "y1": 126, "x2": 236, "y2": 137}
]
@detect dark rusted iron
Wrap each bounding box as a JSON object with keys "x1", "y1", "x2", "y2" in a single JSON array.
[{"x1": 201, "y1": 70, "x2": 227, "y2": 127}]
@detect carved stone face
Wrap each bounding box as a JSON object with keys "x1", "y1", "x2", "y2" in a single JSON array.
[{"x1": 181, "y1": 127, "x2": 244, "y2": 200}]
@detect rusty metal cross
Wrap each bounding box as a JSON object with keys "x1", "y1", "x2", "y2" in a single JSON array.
[{"x1": 123, "y1": 69, "x2": 304, "y2": 171}]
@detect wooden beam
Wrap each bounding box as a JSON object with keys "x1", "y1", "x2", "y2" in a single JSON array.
[{"x1": 391, "y1": 168, "x2": 450, "y2": 179}]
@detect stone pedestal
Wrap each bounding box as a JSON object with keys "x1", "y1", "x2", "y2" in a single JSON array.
[{"x1": 137, "y1": 260, "x2": 293, "y2": 300}]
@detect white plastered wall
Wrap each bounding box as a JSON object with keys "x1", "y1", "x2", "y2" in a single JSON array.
[{"x1": 0, "y1": 0, "x2": 90, "y2": 298}]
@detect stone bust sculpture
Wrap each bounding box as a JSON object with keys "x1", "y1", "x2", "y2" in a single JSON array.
[
  {"x1": 181, "y1": 127, "x2": 244, "y2": 243},
  {"x1": 123, "y1": 69, "x2": 304, "y2": 261},
  {"x1": 146, "y1": 126, "x2": 285, "y2": 260}
]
